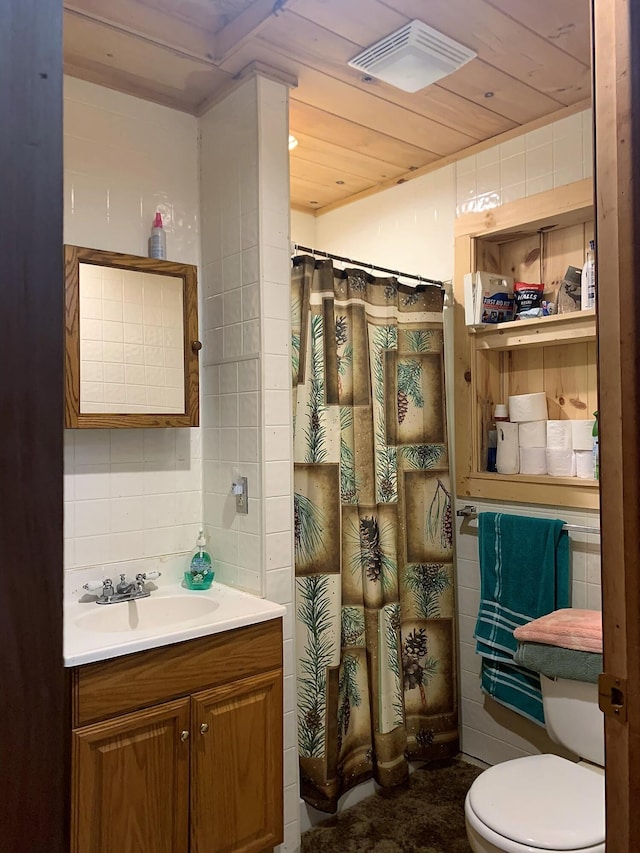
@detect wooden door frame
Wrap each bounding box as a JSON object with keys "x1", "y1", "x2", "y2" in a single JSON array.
[
  {"x1": 593, "y1": 0, "x2": 640, "y2": 850},
  {"x1": 2, "y1": 1, "x2": 638, "y2": 851},
  {"x1": 0, "y1": 0, "x2": 69, "y2": 849}
]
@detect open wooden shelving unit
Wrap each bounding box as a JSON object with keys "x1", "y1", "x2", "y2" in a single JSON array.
[{"x1": 454, "y1": 178, "x2": 599, "y2": 510}]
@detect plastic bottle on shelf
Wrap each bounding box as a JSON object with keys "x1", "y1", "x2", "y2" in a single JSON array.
[
  {"x1": 581, "y1": 240, "x2": 596, "y2": 310},
  {"x1": 149, "y1": 211, "x2": 167, "y2": 260},
  {"x1": 592, "y1": 411, "x2": 599, "y2": 480},
  {"x1": 487, "y1": 404, "x2": 509, "y2": 472}
]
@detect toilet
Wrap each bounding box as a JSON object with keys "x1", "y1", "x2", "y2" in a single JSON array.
[{"x1": 464, "y1": 674, "x2": 605, "y2": 853}]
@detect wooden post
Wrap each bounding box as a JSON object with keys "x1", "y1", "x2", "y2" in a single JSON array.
[
  {"x1": 593, "y1": 0, "x2": 640, "y2": 849},
  {"x1": 0, "y1": 0, "x2": 68, "y2": 849}
]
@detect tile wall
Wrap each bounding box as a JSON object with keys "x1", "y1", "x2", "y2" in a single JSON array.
[
  {"x1": 456, "y1": 110, "x2": 593, "y2": 215},
  {"x1": 63, "y1": 77, "x2": 202, "y2": 578},
  {"x1": 199, "y1": 73, "x2": 298, "y2": 852},
  {"x1": 297, "y1": 107, "x2": 601, "y2": 772}
]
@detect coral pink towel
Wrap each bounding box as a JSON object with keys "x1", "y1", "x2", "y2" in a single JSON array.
[{"x1": 513, "y1": 608, "x2": 602, "y2": 653}]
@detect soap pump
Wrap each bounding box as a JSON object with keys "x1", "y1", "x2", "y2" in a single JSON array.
[{"x1": 184, "y1": 529, "x2": 214, "y2": 589}]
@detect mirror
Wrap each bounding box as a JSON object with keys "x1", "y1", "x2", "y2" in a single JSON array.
[{"x1": 65, "y1": 245, "x2": 200, "y2": 428}]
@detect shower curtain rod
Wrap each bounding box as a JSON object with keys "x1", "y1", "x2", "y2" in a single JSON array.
[{"x1": 293, "y1": 244, "x2": 444, "y2": 287}]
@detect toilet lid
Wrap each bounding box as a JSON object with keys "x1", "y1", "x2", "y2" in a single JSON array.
[{"x1": 468, "y1": 754, "x2": 605, "y2": 850}]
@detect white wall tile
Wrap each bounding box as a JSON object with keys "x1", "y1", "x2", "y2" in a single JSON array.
[
  {"x1": 264, "y1": 355, "x2": 291, "y2": 391},
  {"x1": 477, "y1": 163, "x2": 500, "y2": 197},
  {"x1": 75, "y1": 499, "x2": 110, "y2": 537},
  {"x1": 65, "y1": 68, "x2": 201, "y2": 580},
  {"x1": 264, "y1": 462, "x2": 292, "y2": 497},
  {"x1": 265, "y1": 496, "x2": 293, "y2": 533},
  {"x1": 500, "y1": 155, "x2": 525, "y2": 188},
  {"x1": 265, "y1": 390, "x2": 291, "y2": 426},
  {"x1": 263, "y1": 282, "x2": 290, "y2": 321},
  {"x1": 265, "y1": 426, "x2": 292, "y2": 462},
  {"x1": 266, "y1": 533, "x2": 293, "y2": 571},
  {"x1": 525, "y1": 144, "x2": 553, "y2": 183},
  {"x1": 243, "y1": 319, "x2": 261, "y2": 354},
  {"x1": 201, "y1": 73, "x2": 292, "y2": 618}
]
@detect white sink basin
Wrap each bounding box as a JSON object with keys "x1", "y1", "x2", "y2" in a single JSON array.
[
  {"x1": 64, "y1": 580, "x2": 287, "y2": 667},
  {"x1": 74, "y1": 595, "x2": 219, "y2": 634}
]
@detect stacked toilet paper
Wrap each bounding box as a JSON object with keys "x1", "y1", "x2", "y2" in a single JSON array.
[
  {"x1": 504, "y1": 394, "x2": 596, "y2": 479},
  {"x1": 572, "y1": 419, "x2": 596, "y2": 479},
  {"x1": 546, "y1": 421, "x2": 575, "y2": 477},
  {"x1": 509, "y1": 393, "x2": 548, "y2": 475}
]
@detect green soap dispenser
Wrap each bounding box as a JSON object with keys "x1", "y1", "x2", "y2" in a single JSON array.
[{"x1": 184, "y1": 529, "x2": 214, "y2": 589}]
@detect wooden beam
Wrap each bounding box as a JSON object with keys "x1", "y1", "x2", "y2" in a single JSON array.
[
  {"x1": 0, "y1": 0, "x2": 68, "y2": 848},
  {"x1": 64, "y1": 0, "x2": 217, "y2": 65},
  {"x1": 593, "y1": 0, "x2": 640, "y2": 850},
  {"x1": 214, "y1": 0, "x2": 293, "y2": 63}
]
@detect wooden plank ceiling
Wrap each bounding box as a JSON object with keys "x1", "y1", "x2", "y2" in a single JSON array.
[{"x1": 63, "y1": 0, "x2": 591, "y2": 213}]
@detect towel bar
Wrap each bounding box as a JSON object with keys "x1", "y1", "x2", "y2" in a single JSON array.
[{"x1": 456, "y1": 504, "x2": 600, "y2": 536}]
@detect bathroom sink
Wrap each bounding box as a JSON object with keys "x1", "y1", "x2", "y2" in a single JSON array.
[{"x1": 74, "y1": 595, "x2": 219, "y2": 634}]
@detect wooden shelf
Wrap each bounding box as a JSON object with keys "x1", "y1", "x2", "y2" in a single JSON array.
[
  {"x1": 471, "y1": 471, "x2": 599, "y2": 488},
  {"x1": 462, "y1": 472, "x2": 599, "y2": 509},
  {"x1": 473, "y1": 309, "x2": 596, "y2": 351},
  {"x1": 454, "y1": 179, "x2": 599, "y2": 511}
]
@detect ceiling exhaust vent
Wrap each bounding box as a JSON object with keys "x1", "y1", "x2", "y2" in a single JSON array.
[{"x1": 348, "y1": 20, "x2": 476, "y2": 93}]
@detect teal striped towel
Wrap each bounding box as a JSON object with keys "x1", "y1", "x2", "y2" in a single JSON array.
[{"x1": 475, "y1": 513, "x2": 570, "y2": 725}]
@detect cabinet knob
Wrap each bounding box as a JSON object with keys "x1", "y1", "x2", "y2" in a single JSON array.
[
  {"x1": 180, "y1": 730, "x2": 190, "y2": 742},
  {"x1": 191, "y1": 340, "x2": 203, "y2": 353},
  {"x1": 200, "y1": 723, "x2": 209, "y2": 735}
]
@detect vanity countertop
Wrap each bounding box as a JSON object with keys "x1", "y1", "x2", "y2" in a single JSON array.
[{"x1": 64, "y1": 581, "x2": 286, "y2": 667}]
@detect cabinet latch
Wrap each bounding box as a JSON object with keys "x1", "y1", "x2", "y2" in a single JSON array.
[{"x1": 598, "y1": 672, "x2": 627, "y2": 722}]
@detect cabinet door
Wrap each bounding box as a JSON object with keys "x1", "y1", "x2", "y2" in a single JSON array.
[
  {"x1": 72, "y1": 698, "x2": 190, "y2": 853},
  {"x1": 191, "y1": 669, "x2": 283, "y2": 853}
]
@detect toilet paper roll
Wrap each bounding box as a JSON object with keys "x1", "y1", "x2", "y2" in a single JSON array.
[
  {"x1": 496, "y1": 422, "x2": 520, "y2": 475},
  {"x1": 546, "y1": 420, "x2": 573, "y2": 450},
  {"x1": 519, "y1": 446, "x2": 548, "y2": 475},
  {"x1": 508, "y1": 392, "x2": 548, "y2": 423},
  {"x1": 518, "y1": 420, "x2": 547, "y2": 448},
  {"x1": 575, "y1": 449, "x2": 595, "y2": 479},
  {"x1": 572, "y1": 419, "x2": 596, "y2": 451},
  {"x1": 546, "y1": 449, "x2": 576, "y2": 477}
]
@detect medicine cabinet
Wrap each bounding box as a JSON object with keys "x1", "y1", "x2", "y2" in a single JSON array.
[
  {"x1": 453, "y1": 178, "x2": 599, "y2": 510},
  {"x1": 64, "y1": 245, "x2": 200, "y2": 428}
]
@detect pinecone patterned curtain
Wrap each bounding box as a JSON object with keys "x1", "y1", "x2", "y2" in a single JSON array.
[{"x1": 292, "y1": 255, "x2": 457, "y2": 814}]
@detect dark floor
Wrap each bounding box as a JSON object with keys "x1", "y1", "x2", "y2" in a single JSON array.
[{"x1": 300, "y1": 758, "x2": 482, "y2": 853}]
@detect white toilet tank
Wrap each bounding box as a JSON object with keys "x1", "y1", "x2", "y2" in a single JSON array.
[{"x1": 541, "y1": 673, "x2": 605, "y2": 765}]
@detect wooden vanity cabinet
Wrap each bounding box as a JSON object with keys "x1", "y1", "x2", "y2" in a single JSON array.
[
  {"x1": 71, "y1": 620, "x2": 283, "y2": 853},
  {"x1": 72, "y1": 699, "x2": 191, "y2": 853}
]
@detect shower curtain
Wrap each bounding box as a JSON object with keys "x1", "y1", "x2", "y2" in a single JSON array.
[{"x1": 292, "y1": 256, "x2": 458, "y2": 813}]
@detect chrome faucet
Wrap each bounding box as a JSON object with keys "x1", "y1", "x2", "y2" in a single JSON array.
[{"x1": 83, "y1": 571, "x2": 161, "y2": 605}]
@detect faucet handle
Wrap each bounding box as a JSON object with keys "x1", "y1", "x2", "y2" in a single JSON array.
[
  {"x1": 136, "y1": 571, "x2": 161, "y2": 582},
  {"x1": 83, "y1": 578, "x2": 114, "y2": 597}
]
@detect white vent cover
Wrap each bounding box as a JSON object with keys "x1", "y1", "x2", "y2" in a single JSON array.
[{"x1": 348, "y1": 20, "x2": 476, "y2": 93}]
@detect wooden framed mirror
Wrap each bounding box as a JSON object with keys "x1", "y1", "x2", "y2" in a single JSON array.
[{"x1": 64, "y1": 245, "x2": 200, "y2": 428}]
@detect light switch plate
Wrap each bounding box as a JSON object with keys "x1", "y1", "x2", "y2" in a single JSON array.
[{"x1": 235, "y1": 476, "x2": 248, "y2": 514}]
